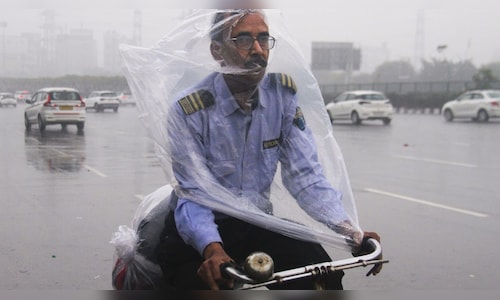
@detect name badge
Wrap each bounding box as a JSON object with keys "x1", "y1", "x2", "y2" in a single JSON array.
[{"x1": 263, "y1": 139, "x2": 279, "y2": 149}]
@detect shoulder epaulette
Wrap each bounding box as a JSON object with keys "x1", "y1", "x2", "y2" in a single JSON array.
[
  {"x1": 270, "y1": 73, "x2": 297, "y2": 94},
  {"x1": 177, "y1": 89, "x2": 215, "y2": 115}
]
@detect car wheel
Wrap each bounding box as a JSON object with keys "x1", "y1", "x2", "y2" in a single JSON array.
[
  {"x1": 477, "y1": 109, "x2": 489, "y2": 122},
  {"x1": 113, "y1": 107, "x2": 118, "y2": 112},
  {"x1": 443, "y1": 109, "x2": 454, "y2": 122},
  {"x1": 351, "y1": 111, "x2": 361, "y2": 125},
  {"x1": 382, "y1": 118, "x2": 391, "y2": 125},
  {"x1": 38, "y1": 115, "x2": 46, "y2": 131},
  {"x1": 94, "y1": 103, "x2": 100, "y2": 112},
  {"x1": 77, "y1": 122, "x2": 84, "y2": 131},
  {"x1": 24, "y1": 114, "x2": 31, "y2": 131}
]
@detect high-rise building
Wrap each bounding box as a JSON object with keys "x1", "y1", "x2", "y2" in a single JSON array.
[
  {"x1": 103, "y1": 30, "x2": 132, "y2": 75},
  {"x1": 55, "y1": 29, "x2": 98, "y2": 76}
]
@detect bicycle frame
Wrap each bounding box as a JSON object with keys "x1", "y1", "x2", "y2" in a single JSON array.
[{"x1": 223, "y1": 238, "x2": 389, "y2": 290}]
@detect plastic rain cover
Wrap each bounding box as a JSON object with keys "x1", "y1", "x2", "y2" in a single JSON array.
[{"x1": 118, "y1": 9, "x2": 362, "y2": 252}]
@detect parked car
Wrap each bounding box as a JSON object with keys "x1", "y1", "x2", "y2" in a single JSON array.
[
  {"x1": 84, "y1": 91, "x2": 120, "y2": 112},
  {"x1": 117, "y1": 91, "x2": 136, "y2": 106},
  {"x1": 24, "y1": 87, "x2": 86, "y2": 132},
  {"x1": 0, "y1": 92, "x2": 17, "y2": 107},
  {"x1": 14, "y1": 90, "x2": 32, "y2": 102},
  {"x1": 441, "y1": 90, "x2": 500, "y2": 122},
  {"x1": 325, "y1": 90, "x2": 393, "y2": 125}
]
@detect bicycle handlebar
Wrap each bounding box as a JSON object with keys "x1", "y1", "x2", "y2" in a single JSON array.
[{"x1": 222, "y1": 238, "x2": 389, "y2": 289}]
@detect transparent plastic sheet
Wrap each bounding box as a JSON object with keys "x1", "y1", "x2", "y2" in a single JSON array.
[
  {"x1": 114, "y1": 9, "x2": 362, "y2": 288},
  {"x1": 109, "y1": 184, "x2": 173, "y2": 289}
]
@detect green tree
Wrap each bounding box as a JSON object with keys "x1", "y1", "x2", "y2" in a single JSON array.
[
  {"x1": 481, "y1": 62, "x2": 500, "y2": 79},
  {"x1": 473, "y1": 68, "x2": 499, "y2": 89},
  {"x1": 372, "y1": 60, "x2": 416, "y2": 82},
  {"x1": 418, "y1": 59, "x2": 477, "y2": 81}
]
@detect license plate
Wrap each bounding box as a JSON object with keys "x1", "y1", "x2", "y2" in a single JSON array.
[{"x1": 59, "y1": 106, "x2": 73, "y2": 110}]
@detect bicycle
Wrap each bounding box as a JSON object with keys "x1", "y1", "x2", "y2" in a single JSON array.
[{"x1": 221, "y1": 238, "x2": 388, "y2": 290}]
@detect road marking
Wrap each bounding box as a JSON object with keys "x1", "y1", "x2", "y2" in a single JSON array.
[
  {"x1": 395, "y1": 155, "x2": 476, "y2": 168},
  {"x1": 51, "y1": 148, "x2": 69, "y2": 156},
  {"x1": 84, "y1": 165, "x2": 108, "y2": 178},
  {"x1": 134, "y1": 194, "x2": 144, "y2": 201},
  {"x1": 364, "y1": 188, "x2": 488, "y2": 218}
]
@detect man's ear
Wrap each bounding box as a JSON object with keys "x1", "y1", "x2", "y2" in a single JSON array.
[{"x1": 210, "y1": 41, "x2": 224, "y2": 61}]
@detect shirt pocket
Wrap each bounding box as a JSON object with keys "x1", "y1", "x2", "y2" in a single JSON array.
[
  {"x1": 206, "y1": 137, "x2": 237, "y2": 177},
  {"x1": 261, "y1": 146, "x2": 280, "y2": 178}
]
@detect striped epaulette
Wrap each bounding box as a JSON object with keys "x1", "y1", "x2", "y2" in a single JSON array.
[
  {"x1": 177, "y1": 89, "x2": 215, "y2": 115},
  {"x1": 270, "y1": 73, "x2": 297, "y2": 94}
]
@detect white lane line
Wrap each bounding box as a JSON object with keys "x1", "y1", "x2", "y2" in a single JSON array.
[
  {"x1": 51, "y1": 148, "x2": 69, "y2": 156},
  {"x1": 395, "y1": 155, "x2": 477, "y2": 168},
  {"x1": 364, "y1": 188, "x2": 488, "y2": 218},
  {"x1": 134, "y1": 194, "x2": 144, "y2": 201},
  {"x1": 84, "y1": 165, "x2": 108, "y2": 178}
]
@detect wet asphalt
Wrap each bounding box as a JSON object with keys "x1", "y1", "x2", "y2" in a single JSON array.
[{"x1": 1, "y1": 104, "x2": 499, "y2": 290}]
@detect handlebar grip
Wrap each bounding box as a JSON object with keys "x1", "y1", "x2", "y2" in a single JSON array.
[
  {"x1": 352, "y1": 237, "x2": 377, "y2": 257},
  {"x1": 220, "y1": 261, "x2": 259, "y2": 284},
  {"x1": 220, "y1": 261, "x2": 239, "y2": 279}
]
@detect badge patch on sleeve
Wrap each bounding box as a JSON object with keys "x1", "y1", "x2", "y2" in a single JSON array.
[{"x1": 293, "y1": 107, "x2": 306, "y2": 131}]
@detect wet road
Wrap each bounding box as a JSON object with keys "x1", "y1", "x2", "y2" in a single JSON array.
[
  {"x1": 330, "y1": 115, "x2": 500, "y2": 290},
  {"x1": 1, "y1": 104, "x2": 499, "y2": 290}
]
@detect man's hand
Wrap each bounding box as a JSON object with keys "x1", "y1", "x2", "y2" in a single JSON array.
[
  {"x1": 198, "y1": 242, "x2": 235, "y2": 290},
  {"x1": 353, "y1": 231, "x2": 383, "y2": 276}
]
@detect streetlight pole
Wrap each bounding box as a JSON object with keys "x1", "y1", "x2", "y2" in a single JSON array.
[{"x1": 0, "y1": 21, "x2": 7, "y2": 77}]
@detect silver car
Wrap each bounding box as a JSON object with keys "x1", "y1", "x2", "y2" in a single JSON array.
[
  {"x1": 442, "y1": 90, "x2": 500, "y2": 122},
  {"x1": 0, "y1": 92, "x2": 17, "y2": 107},
  {"x1": 24, "y1": 87, "x2": 86, "y2": 132},
  {"x1": 326, "y1": 90, "x2": 393, "y2": 125},
  {"x1": 84, "y1": 90, "x2": 120, "y2": 112}
]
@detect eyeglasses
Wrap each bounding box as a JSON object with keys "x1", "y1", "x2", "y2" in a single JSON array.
[{"x1": 228, "y1": 35, "x2": 276, "y2": 50}]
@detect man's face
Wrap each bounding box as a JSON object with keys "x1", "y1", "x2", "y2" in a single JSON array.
[{"x1": 219, "y1": 12, "x2": 270, "y2": 84}]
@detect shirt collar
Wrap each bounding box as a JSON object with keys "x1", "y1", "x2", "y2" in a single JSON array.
[{"x1": 214, "y1": 73, "x2": 269, "y2": 117}]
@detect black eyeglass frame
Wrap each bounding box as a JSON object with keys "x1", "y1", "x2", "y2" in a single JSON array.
[{"x1": 228, "y1": 35, "x2": 276, "y2": 50}]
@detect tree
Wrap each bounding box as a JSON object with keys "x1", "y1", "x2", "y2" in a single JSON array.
[
  {"x1": 418, "y1": 58, "x2": 477, "y2": 82},
  {"x1": 473, "y1": 68, "x2": 499, "y2": 89},
  {"x1": 372, "y1": 60, "x2": 416, "y2": 82},
  {"x1": 481, "y1": 62, "x2": 500, "y2": 79}
]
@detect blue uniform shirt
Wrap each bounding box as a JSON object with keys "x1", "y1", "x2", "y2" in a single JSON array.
[{"x1": 168, "y1": 72, "x2": 348, "y2": 255}]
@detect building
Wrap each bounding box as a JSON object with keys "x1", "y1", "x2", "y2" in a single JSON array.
[
  {"x1": 54, "y1": 29, "x2": 98, "y2": 76},
  {"x1": 103, "y1": 30, "x2": 133, "y2": 76},
  {"x1": 0, "y1": 29, "x2": 98, "y2": 78}
]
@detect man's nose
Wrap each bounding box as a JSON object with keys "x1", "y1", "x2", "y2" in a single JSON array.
[{"x1": 250, "y1": 39, "x2": 265, "y2": 54}]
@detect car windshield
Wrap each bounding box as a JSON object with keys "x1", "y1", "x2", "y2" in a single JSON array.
[
  {"x1": 486, "y1": 92, "x2": 500, "y2": 98},
  {"x1": 49, "y1": 91, "x2": 81, "y2": 100},
  {"x1": 356, "y1": 93, "x2": 386, "y2": 100},
  {"x1": 1, "y1": 93, "x2": 14, "y2": 98},
  {"x1": 101, "y1": 92, "x2": 117, "y2": 97}
]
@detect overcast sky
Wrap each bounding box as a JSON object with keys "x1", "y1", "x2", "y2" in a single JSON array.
[{"x1": 2, "y1": 0, "x2": 500, "y2": 68}]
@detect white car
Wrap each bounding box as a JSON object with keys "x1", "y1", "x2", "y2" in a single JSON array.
[
  {"x1": 0, "y1": 92, "x2": 17, "y2": 107},
  {"x1": 117, "y1": 91, "x2": 136, "y2": 106},
  {"x1": 84, "y1": 91, "x2": 120, "y2": 112},
  {"x1": 24, "y1": 87, "x2": 86, "y2": 132},
  {"x1": 326, "y1": 90, "x2": 393, "y2": 125},
  {"x1": 442, "y1": 90, "x2": 500, "y2": 122}
]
